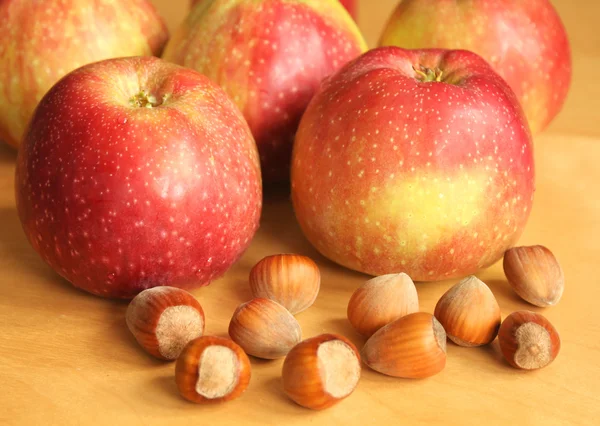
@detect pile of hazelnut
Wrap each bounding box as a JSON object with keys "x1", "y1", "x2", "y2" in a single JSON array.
[{"x1": 125, "y1": 245, "x2": 564, "y2": 409}]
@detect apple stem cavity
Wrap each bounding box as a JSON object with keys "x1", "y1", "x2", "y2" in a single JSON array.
[
  {"x1": 130, "y1": 90, "x2": 164, "y2": 109},
  {"x1": 413, "y1": 65, "x2": 444, "y2": 83}
]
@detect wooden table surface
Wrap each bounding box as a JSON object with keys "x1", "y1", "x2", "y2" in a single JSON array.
[{"x1": 1, "y1": 1, "x2": 599, "y2": 425}]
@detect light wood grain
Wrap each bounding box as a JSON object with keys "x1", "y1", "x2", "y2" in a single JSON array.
[{"x1": 1, "y1": 1, "x2": 599, "y2": 425}]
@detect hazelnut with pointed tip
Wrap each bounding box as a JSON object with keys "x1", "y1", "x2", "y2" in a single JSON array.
[
  {"x1": 498, "y1": 311, "x2": 560, "y2": 370},
  {"x1": 434, "y1": 276, "x2": 501, "y2": 347},
  {"x1": 361, "y1": 312, "x2": 447, "y2": 379},
  {"x1": 175, "y1": 336, "x2": 251, "y2": 403},
  {"x1": 126, "y1": 286, "x2": 205, "y2": 360},
  {"x1": 282, "y1": 334, "x2": 361, "y2": 410},
  {"x1": 229, "y1": 298, "x2": 302, "y2": 359},
  {"x1": 249, "y1": 254, "x2": 321, "y2": 314},
  {"x1": 503, "y1": 245, "x2": 564, "y2": 307},
  {"x1": 347, "y1": 273, "x2": 419, "y2": 337}
]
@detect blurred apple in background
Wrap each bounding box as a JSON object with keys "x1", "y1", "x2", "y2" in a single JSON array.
[
  {"x1": 15, "y1": 57, "x2": 262, "y2": 299},
  {"x1": 191, "y1": 0, "x2": 358, "y2": 19},
  {"x1": 0, "y1": 0, "x2": 169, "y2": 148},
  {"x1": 339, "y1": 0, "x2": 357, "y2": 19},
  {"x1": 292, "y1": 47, "x2": 535, "y2": 281},
  {"x1": 169, "y1": 0, "x2": 367, "y2": 183},
  {"x1": 379, "y1": 0, "x2": 571, "y2": 135}
]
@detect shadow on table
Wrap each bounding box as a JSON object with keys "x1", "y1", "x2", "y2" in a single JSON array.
[
  {"x1": 261, "y1": 376, "x2": 300, "y2": 408},
  {"x1": 0, "y1": 143, "x2": 17, "y2": 165},
  {"x1": 323, "y1": 317, "x2": 367, "y2": 348},
  {"x1": 479, "y1": 339, "x2": 513, "y2": 370},
  {"x1": 0, "y1": 206, "x2": 77, "y2": 296},
  {"x1": 485, "y1": 278, "x2": 524, "y2": 304},
  {"x1": 230, "y1": 278, "x2": 254, "y2": 304},
  {"x1": 137, "y1": 374, "x2": 197, "y2": 410},
  {"x1": 485, "y1": 278, "x2": 539, "y2": 312},
  {"x1": 257, "y1": 184, "x2": 369, "y2": 281},
  {"x1": 256, "y1": 184, "x2": 321, "y2": 256}
]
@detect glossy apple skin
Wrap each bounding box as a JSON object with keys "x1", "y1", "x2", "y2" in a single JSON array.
[
  {"x1": 379, "y1": 0, "x2": 571, "y2": 135},
  {"x1": 15, "y1": 57, "x2": 262, "y2": 299},
  {"x1": 291, "y1": 47, "x2": 535, "y2": 281},
  {"x1": 0, "y1": 0, "x2": 169, "y2": 148},
  {"x1": 167, "y1": 0, "x2": 366, "y2": 183}
]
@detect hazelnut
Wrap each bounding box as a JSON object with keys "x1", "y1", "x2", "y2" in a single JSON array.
[
  {"x1": 175, "y1": 336, "x2": 251, "y2": 403},
  {"x1": 498, "y1": 311, "x2": 561, "y2": 370},
  {"x1": 228, "y1": 298, "x2": 302, "y2": 359},
  {"x1": 126, "y1": 286, "x2": 205, "y2": 360},
  {"x1": 503, "y1": 245, "x2": 564, "y2": 307},
  {"x1": 282, "y1": 334, "x2": 361, "y2": 410},
  {"x1": 249, "y1": 254, "x2": 320, "y2": 314},
  {"x1": 434, "y1": 276, "x2": 501, "y2": 346},
  {"x1": 347, "y1": 273, "x2": 419, "y2": 337},
  {"x1": 361, "y1": 312, "x2": 446, "y2": 379}
]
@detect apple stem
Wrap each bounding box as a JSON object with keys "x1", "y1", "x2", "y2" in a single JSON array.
[
  {"x1": 130, "y1": 90, "x2": 162, "y2": 109},
  {"x1": 413, "y1": 65, "x2": 444, "y2": 83}
]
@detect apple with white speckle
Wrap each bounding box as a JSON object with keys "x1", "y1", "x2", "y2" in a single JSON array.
[
  {"x1": 379, "y1": 0, "x2": 571, "y2": 135},
  {"x1": 0, "y1": 0, "x2": 169, "y2": 148},
  {"x1": 191, "y1": 0, "x2": 358, "y2": 19},
  {"x1": 167, "y1": 0, "x2": 367, "y2": 183},
  {"x1": 15, "y1": 57, "x2": 262, "y2": 299},
  {"x1": 291, "y1": 47, "x2": 535, "y2": 281}
]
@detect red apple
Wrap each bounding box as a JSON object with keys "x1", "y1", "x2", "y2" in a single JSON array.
[
  {"x1": 291, "y1": 47, "x2": 535, "y2": 281},
  {"x1": 166, "y1": 0, "x2": 366, "y2": 183},
  {"x1": 0, "y1": 0, "x2": 169, "y2": 148},
  {"x1": 191, "y1": 0, "x2": 357, "y2": 19},
  {"x1": 379, "y1": 0, "x2": 571, "y2": 135},
  {"x1": 339, "y1": 0, "x2": 357, "y2": 19},
  {"x1": 15, "y1": 57, "x2": 262, "y2": 299}
]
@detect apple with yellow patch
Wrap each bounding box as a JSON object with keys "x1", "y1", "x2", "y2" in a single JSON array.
[
  {"x1": 166, "y1": 0, "x2": 366, "y2": 183},
  {"x1": 0, "y1": 0, "x2": 168, "y2": 148},
  {"x1": 291, "y1": 47, "x2": 534, "y2": 281}
]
